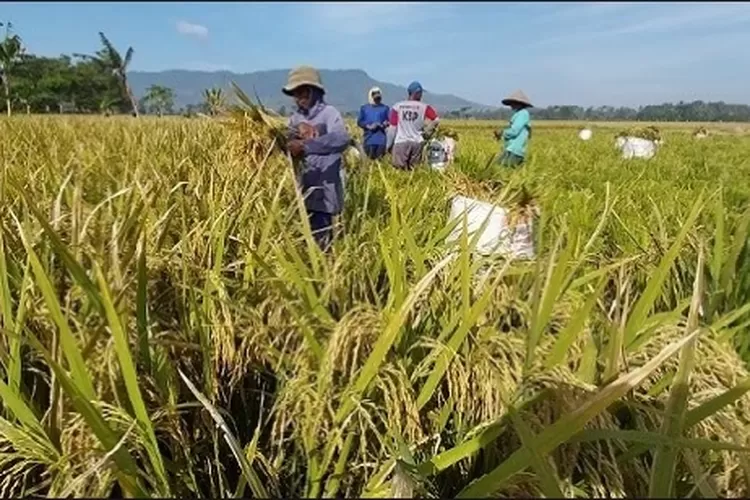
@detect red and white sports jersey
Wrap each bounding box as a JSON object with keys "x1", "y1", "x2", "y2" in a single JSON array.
[{"x1": 389, "y1": 100, "x2": 439, "y2": 144}]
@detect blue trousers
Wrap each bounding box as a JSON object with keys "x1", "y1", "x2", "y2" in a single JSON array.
[
  {"x1": 363, "y1": 144, "x2": 387, "y2": 160},
  {"x1": 497, "y1": 151, "x2": 525, "y2": 168},
  {"x1": 308, "y1": 210, "x2": 334, "y2": 251}
]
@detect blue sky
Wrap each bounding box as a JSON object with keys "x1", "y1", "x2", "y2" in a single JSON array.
[{"x1": 4, "y1": 1, "x2": 750, "y2": 107}]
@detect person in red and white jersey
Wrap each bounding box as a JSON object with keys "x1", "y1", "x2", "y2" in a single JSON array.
[{"x1": 389, "y1": 81, "x2": 439, "y2": 170}]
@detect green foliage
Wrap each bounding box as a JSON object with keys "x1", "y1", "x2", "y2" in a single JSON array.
[
  {"x1": 142, "y1": 85, "x2": 175, "y2": 116},
  {"x1": 0, "y1": 21, "x2": 25, "y2": 116},
  {"x1": 0, "y1": 26, "x2": 145, "y2": 116},
  {"x1": 474, "y1": 102, "x2": 750, "y2": 122},
  {"x1": 9, "y1": 54, "x2": 122, "y2": 114},
  {"x1": 76, "y1": 32, "x2": 138, "y2": 116},
  {"x1": 202, "y1": 87, "x2": 225, "y2": 116}
]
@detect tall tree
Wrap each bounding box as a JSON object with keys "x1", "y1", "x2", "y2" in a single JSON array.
[
  {"x1": 0, "y1": 22, "x2": 24, "y2": 116},
  {"x1": 202, "y1": 87, "x2": 225, "y2": 116},
  {"x1": 142, "y1": 84, "x2": 175, "y2": 117},
  {"x1": 75, "y1": 32, "x2": 138, "y2": 116}
]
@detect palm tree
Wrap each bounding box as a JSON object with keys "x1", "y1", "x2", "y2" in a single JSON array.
[
  {"x1": 75, "y1": 32, "x2": 138, "y2": 117},
  {"x1": 0, "y1": 22, "x2": 24, "y2": 117},
  {"x1": 202, "y1": 87, "x2": 225, "y2": 116}
]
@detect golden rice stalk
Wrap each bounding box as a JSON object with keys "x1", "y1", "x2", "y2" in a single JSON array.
[{"x1": 218, "y1": 81, "x2": 289, "y2": 163}]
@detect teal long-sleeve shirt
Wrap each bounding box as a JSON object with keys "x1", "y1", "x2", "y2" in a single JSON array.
[{"x1": 500, "y1": 109, "x2": 531, "y2": 158}]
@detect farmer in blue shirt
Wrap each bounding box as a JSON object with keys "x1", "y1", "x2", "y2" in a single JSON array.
[
  {"x1": 357, "y1": 87, "x2": 390, "y2": 160},
  {"x1": 494, "y1": 90, "x2": 533, "y2": 168},
  {"x1": 283, "y1": 66, "x2": 350, "y2": 251}
]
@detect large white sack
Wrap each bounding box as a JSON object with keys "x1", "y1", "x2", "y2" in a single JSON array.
[
  {"x1": 616, "y1": 136, "x2": 657, "y2": 159},
  {"x1": 442, "y1": 137, "x2": 457, "y2": 161},
  {"x1": 579, "y1": 128, "x2": 592, "y2": 141},
  {"x1": 447, "y1": 195, "x2": 535, "y2": 260}
]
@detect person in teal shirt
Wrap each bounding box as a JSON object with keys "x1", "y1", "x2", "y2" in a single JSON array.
[{"x1": 494, "y1": 90, "x2": 533, "y2": 167}]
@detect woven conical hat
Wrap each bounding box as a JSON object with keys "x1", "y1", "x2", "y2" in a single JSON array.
[{"x1": 501, "y1": 90, "x2": 533, "y2": 108}]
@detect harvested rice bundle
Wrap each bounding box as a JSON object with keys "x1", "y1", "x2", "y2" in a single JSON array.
[
  {"x1": 434, "y1": 128, "x2": 459, "y2": 141},
  {"x1": 617, "y1": 125, "x2": 662, "y2": 143},
  {"x1": 448, "y1": 170, "x2": 537, "y2": 215},
  {"x1": 220, "y1": 81, "x2": 289, "y2": 163},
  {"x1": 694, "y1": 126, "x2": 709, "y2": 139},
  {"x1": 505, "y1": 185, "x2": 540, "y2": 227},
  {"x1": 448, "y1": 170, "x2": 501, "y2": 201}
]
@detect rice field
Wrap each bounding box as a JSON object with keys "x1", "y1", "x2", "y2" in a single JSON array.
[{"x1": 2, "y1": 113, "x2": 750, "y2": 498}]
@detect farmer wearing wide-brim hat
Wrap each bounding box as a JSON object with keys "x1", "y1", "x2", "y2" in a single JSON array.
[
  {"x1": 283, "y1": 66, "x2": 351, "y2": 251},
  {"x1": 494, "y1": 90, "x2": 533, "y2": 168}
]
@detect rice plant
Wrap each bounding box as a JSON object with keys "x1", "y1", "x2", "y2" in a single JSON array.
[{"x1": 1, "y1": 114, "x2": 750, "y2": 497}]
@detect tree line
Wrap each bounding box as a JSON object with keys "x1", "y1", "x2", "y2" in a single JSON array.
[
  {"x1": 340, "y1": 101, "x2": 750, "y2": 123},
  {"x1": 0, "y1": 23, "x2": 225, "y2": 117},
  {"x1": 2, "y1": 21, "x2": 750, "y2": 122},
  {"x1": 448, "y1": 102, "x2": 750, "y2": 122}
]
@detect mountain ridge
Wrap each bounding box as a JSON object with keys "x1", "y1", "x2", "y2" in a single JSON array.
[{"x1": 127, "y1": 68, "x2": 494, "y2": 113}]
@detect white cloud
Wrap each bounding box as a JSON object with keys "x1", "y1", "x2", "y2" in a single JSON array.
[
  {"x1": 533, "y1": 3, "x2": 750, "y2": 47},
  {"x1": 308, "y1": 2, "x2": 436, "y2": 35},
  {"x1": 176, "y1": 20, "x2": 209, "y2": 39}
]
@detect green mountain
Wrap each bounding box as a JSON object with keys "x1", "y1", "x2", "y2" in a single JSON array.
[{"x1": 127, "y1": 68, "x2": 494, "y2": 113}]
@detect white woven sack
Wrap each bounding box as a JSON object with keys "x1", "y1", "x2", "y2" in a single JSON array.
[
  {"x1": 447, "y1": 195, "x2": 535, "y2": 260},
  {"x1": 616, "y1": 136, "x2": 657, "y2": 159},
  {"x1": 442, "y1": 137, "x2": 457, "y2": 161}
]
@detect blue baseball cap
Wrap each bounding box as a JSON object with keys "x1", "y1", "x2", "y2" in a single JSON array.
[{"x1": 407, "y1": 81, "x2": 423, "y2": 94}]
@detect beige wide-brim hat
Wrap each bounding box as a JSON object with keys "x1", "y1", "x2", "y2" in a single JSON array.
[
  {"x1": 501, "y1": 89, "x2": 533, "y2": 108},
  {"x1": 282, "y1": 66, "x2": 325, "y2": 96}
]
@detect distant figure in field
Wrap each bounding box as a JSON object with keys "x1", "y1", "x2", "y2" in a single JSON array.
[
  {"x1": 389, "y1": 81, "x2": 440, "y2": 170},
  {"x1": 283, "y1": 66, "x2": 350, "y2": 252},
  {"x1": 357, "y1": 87, "x2": 391, "y2": 160},
  {"x1": 494, "y1": 90, "x2": 533, "y2": 168}
]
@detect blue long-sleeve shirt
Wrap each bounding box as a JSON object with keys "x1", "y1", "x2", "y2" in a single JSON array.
[
  {"x1": 287, "y1": 99, "x2": 350, "y2": 214},
  {"x1": 357, "y1": 103, "x2": 390, "y2": 147},
  {"x1": 501, "y1": 108, "x2": 531, "y2": 157}
]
